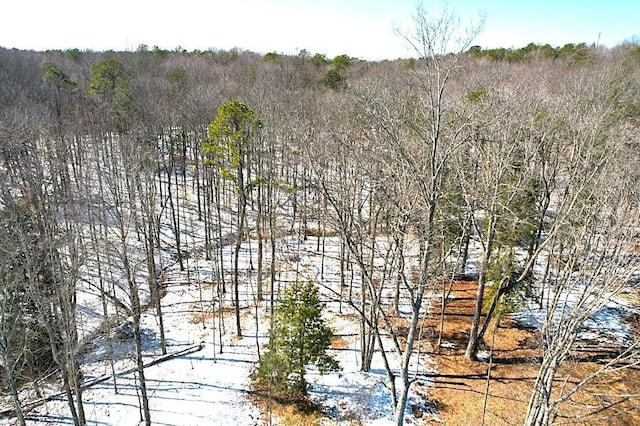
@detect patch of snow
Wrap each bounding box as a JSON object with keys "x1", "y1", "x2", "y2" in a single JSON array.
[{"x1": 439, "y1": 341, "x2": 457, "y2": 350}]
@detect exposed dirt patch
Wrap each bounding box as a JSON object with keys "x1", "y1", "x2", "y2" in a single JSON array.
[
  {"x1": 330, "y1": 334, "x2": 350, "y2": 350},
  {"x1": 421, "y1": 280, "x2": 640, "y2": 425}
]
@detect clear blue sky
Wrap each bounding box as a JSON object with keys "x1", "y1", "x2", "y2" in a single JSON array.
[{"x1": 2, "y1": 0, "x2": 638, "y2": 60}]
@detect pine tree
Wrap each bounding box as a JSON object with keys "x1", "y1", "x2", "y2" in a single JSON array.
[
  {"x1": 256, "y1": 281, "x2": 339, "y2": 397},
  {"x1": 203, "y1": 100, "x2": 259, "y2": 336}
]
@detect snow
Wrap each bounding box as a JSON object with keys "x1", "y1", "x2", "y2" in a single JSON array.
[
  {"x1": 512, "y1": 296, "x2": 635, "y2": 346},
  {"x1": 3, "y1": 148, "x2": 636, "y2": 426},
  {"x1": 476, "y1": 350, "x2": 490, "y2": 362},
  {"x1": 15, "y1": 242, "x2": 432, "y2": 425},
  {"x1": 510, "y1": 250, "x2": 639, "y2": 347},
  {"x1": 57, "y1": 343, "x2": 262, "y2": 425},
  {"x1": 438, "y1": 342, "x2": 456, "y2": 350},
  {"x1": 11, "y1": 260, "x2": 267, "y2": 425},
  {"x1": 307, "y1": 313, "x2": 433, "y2": 425},
  {"x1": 0, "y1": 163, "x2": 436, "y2": 425}
]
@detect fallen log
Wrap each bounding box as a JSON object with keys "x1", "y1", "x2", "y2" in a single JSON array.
[{"x1": 0, "y1": 342, "x2": 204, "y2": 418}]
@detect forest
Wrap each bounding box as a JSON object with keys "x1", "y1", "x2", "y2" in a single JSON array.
[{"x1": 1, "y1": 8, "x2": 640, "y2": 426}]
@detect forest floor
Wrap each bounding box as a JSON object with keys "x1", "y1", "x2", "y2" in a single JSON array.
[
  {"x1": 421, "y1": 280, "x2": 640, "y2": 426},
  {"x1": 1, "y1": 232, "x2": 431, "y2": 425}
]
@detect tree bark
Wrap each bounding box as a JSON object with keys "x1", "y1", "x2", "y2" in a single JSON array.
[{"x1": 465, "y1": 214, "x2": 496, "y2": 361}]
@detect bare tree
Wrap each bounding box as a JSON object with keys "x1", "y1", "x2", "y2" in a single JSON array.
[
  {"x1": 0, "y1": 204, "x2": 38, "y2": 426},
  {"x1": 203, "y1": 100, "x2": 260, "y2": 337},
  {"x1": 98, "y1": 132, "x2": 154, "y2": 425},
  {"x1": 523, "y1": 59, "x2": 640, "y2": 425},
  {"x1": 379, "y1": 5, "x2": 484, "y2": 423}
]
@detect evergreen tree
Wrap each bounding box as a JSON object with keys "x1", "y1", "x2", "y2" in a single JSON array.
[
  {"x1": 88, "y1": 58, "x2": 136, "y2": 133},
  {"x1": 256, "y1": 281, "x2": 339, "y2": 397},
  {"x1": 203, "y1": 100, "x2": 259, "y2": 336}
]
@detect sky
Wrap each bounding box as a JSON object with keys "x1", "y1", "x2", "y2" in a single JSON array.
[{"x1": 2, "y1": 0, "x2": 638, "y2": 60}]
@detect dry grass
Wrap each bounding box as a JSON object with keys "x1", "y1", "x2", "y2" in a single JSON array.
[
  {"x1": 246, "y1": 279, "x2": 640, "y2": 425},
  {"x1": 269, "y1": 402, "x2": 323, "y2": 426},
  {"x1": 250, "y1": 384, "x2": 325, "y2": 426},
  {"x1": 303, "y1": 227, "x2": 339, "y2": 238},
  {"x1": 330, "y1": 334, "x2": 350, "y2": 349},
  {"x1": 189, "y1": 311, "x2": 214, "y2": 325},
  {"x1": 421, "y1": 280, "x2": 640, "y2": 426}
]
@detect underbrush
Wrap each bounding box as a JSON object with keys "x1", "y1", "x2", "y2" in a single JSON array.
[{"x1": 250, "y1": 383, "x2": 324, "y2": 426}]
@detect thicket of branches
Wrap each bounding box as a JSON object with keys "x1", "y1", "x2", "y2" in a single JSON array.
[{"x1": 0, "y1": 9, "x2": 639, "y2": 425}]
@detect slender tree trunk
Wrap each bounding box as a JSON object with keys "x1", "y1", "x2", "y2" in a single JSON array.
[
  {"x1": 477, "y1": 276, "x2": 510, "y2": 347},
  {"x1": 124, "y1": 249, "x2": 152, "y2": 426},
  {"x1": 393, "y1": 231, "x2": 405, "y2": 314},
  {"x1": 215, "y1": 173, "x2": 226, "y2": 295},
  {"x1": 256, "y1": 183, "x2": 264, "y2": 301},
  {"x1": 133, "y1": 309, "x2": 152, "y2": 426},
  {"x1": 524, "y1": 356, "x2": 559, "y2": 426},
  {"x1": 62, "y1": 372, "x2": 80, "y2": 425},
  {"x1": 3, "y1": 350, "x2": 26, "y2": 426},
  {"x1": 268, "y1": 184, "x2": 277, "y2": 315},
  {"x1": 234, "y1": 159, "x2": 247, "y2": 336},
  {"x1": 465, "y1": 214, "x2": 496, "y2": 361},
  {"x1": 393, "y1": 235, "x2": 433, "y2": 426},
  {"x1": 203, "y1": 169, "x2": 212, "y2": 260},
  {"x1": 148, "y1": 230, "x2": 167, "y2": 355},
  {"x1": 89, "y1": 155, "x2": 119, "y2": 392},
  {"x1": 194, "y1": 137, "x2": 203, "y2": 221},
  {"x1": 165, "y1": 145, "x2": 184, "y2": 270},
  {"x1": 458, "y1": 210, "x2": 473, "y2": 276}
]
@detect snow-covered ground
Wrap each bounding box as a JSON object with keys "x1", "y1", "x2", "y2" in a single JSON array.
[
  {"x1": 3, "y1": 240, "x2": 434, "y2": 425},
  {"x1": 509, "y1": 250, "x2": 640, "y2": 347},
  {"x1": 4, "y1": 155, "x2": 637, "y2": 425},
  {"x1": 0, "y1": 164, "x2": 436, "y2": 425},
  {"x1": 3, "y1": 165, "x2": 638, "y2": 425}
]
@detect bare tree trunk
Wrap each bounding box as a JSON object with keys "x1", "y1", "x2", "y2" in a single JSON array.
[
  {"x1": 89, "y1": 152, "x2": 119, "y2": 392},
  {"x1": 122, "y1": 241, "x2": 152, "y2": 426},
  {"x1": 165, "y1": 138, "x2": 184, "y2": 270},
  {"x1": 256, "y1": 182, "x2": 264, "y2": 301},
  {"x1": 268, "y1": 184, "x2": 277, "y2": 315},
  {"x1": 392, "y1": 229, "x2": 406, "y2": 314},
  {"x1": 465, "y1": 213, "x2": 496, "y2": 361},
  {"x1": 0, "y1": 321, "x2": 26, "y2": 426},
  {"x1": 6, "y1": 359, "x2": 26, "y2": 426},
  {"x1": 215, "y1": 173, "x2": 227, "y2": 295},
  {"x1": 393, "y1": 233, "x2": 434, "y2": 426},
  {"x1": 481, "y1": 321, "x2": 499, "y2": 425},
  {"x1": 524, "y1": 353, "x2": 561, "y2": 426},
  {"x1": 234, "y1": 157, "x2": 248, "y2": 337}
]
